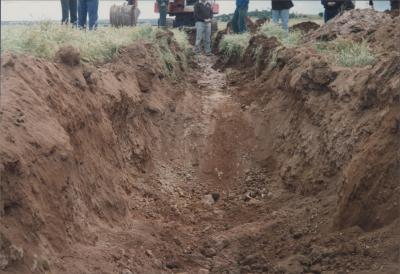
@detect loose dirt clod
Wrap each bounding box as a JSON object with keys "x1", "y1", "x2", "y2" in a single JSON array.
[
  {"x1": 54, "y1": 45, "x2": 80, "y2": 66},
  {"x1": 290, "y1": 21, "x2": 320, "y2": 33}
]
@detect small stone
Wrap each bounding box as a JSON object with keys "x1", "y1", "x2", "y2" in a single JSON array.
[
  {"x1": 198, "y1": 268, "x2": 209, "y2": 274},
  {"x1": 166, "y1": 261, "x2": 179, "y2": 269},
  {"x1": 310, "y1": 264, "x2": 322, "y2": 273},
  {"x1": 243, "y1": 193, "x2": 252, "y2": 202},
  {"x1": 145, "y1": 249, "x2": 153, "y2": 257},
  {"x1": 121, "y1": 269, "x2": 133, "y2": 274},
  {"x1": 0, "y1": 253, "x2": 8, "y2": 270},
  {"x1": 2, "y1": 56, "x2": 15, "y2": 68},
  {"x1": 211, "y1": 193, "x2": 220, "y2": 202},
  {"x1": 201, "y1": 247, "x2": 217, "y2": 258},
  {"x1": 9, "y1": 245, "x2": 24, "y2": 261},
  {"x1": 202, "y1": 194, "x2": 215, "y2": 206}
]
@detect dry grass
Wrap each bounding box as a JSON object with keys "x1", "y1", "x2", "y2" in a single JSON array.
[
  {"x1": 316, "y1": 39, "x2": 376, "y2": 67},
  {"x1": 218, "y1": 33, "x2": 251, "y2": 60},
  {"x1": 1, "y1": 22, "x2": 191, "y2": 77}
]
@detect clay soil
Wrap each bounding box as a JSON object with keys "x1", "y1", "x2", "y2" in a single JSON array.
[{"x1": 1, "y1": 9, "x2": 399, "y2": 274}]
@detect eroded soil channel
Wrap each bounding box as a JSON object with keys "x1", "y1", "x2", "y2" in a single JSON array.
[{"x1": 1, "y1": 11, "x2": 399, "y2": 273}]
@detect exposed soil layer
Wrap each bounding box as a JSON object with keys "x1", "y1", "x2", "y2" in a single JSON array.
[{"x1": 1, "y1": 10, "x2": 399, "y2": 274}]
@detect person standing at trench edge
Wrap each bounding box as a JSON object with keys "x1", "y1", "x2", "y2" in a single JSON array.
[
  {"x1": 157, "y1": 0, "x2": 169, "y2": 27},
  {"x1": 232, "y1": 0, "x2": 249, "y2": 33},
  {"x1": 78, "y1": 0, "x2": 99, "y2": 30},
  {"x1": 271, "y1": 0, "x2": 293, "y2": 31},
  {"x1": 61, "y1": 0, "x2": 77, "y2": 25},
  {"x1": 194, "y1": 0, "x2": 213, "y2": 55},
  {"x1": 321, "y1": 0, "x2": 344, "y2": 22},
  {"x1": 321, "y1": 0, "x2": 355, "y2": 23}
]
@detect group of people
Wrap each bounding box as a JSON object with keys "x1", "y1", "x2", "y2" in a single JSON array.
[
  {"x1": 194, "y1": 0, "x2": 399, "y2": 54},
  {"x1": 322, "y1": 0, "x2": 399, "y2": 22},
  {"x1": 60, "y1": 0, "x2": 399, "y2": 51},
  {"x1": 60, "y1": 0, "x2": 99, "y2": 30}
]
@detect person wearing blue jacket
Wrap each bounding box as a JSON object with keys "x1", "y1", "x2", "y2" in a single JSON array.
[{"x1": 232, "y1": 0, "x2": 249, "y2": 33}]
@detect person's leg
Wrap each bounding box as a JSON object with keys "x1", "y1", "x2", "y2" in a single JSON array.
[
  {"x1": 324, "y1": 9, "x2": 337, "y2": 22},
  {"x1": 272, "y1": 9, "x2": 279, "y2": 25},
  {"x1": 238, "y1": 7, "x2": 247, "y2": 33},
  {"x1": 61, "y1": 0, "x2": 69, "y2": 24},
  {"x1": 232, "y1": 8, "x2": 239, "y2": 33},
  {"x1": 78, "y1": 0, "x2": 87, "y2": 28},
  {"x1": 281, "y1": 9, "x2": 289, "y2": 31},
  {"x1": 195, "y1": 22, "x2": 204, "y2": 54},
  {"x1": 205, "y1": 21, "x2": 212, "y2": 55},
  {"x1": 391, "y1": 0, "x2": 400, "y2": 10},
  {"x1": 69, "y1": 0, "x2": 78, "y2": 26},
  {"x1": 87, "y1": 0, "x2": 99, "y2": 30},
  {"x1": 157, "y1": 0, "x2": 167, "y2": 26}
]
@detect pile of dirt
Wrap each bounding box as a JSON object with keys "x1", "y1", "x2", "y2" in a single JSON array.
[
  {"x1": 290, "y1": 21, "x2": 320, "y2": 33},
  {"x1": 307, "y1": 9, "x2": 400, "y2": 52}
]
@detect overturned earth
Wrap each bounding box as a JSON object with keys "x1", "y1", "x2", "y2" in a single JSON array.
[{"x1": 1, "y1": 9, "x2": 399, "y2": 274}]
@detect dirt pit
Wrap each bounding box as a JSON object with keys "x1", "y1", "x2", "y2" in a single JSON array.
[{"x1": 1, "y1": 9, "x2": 399, "y2": 274}]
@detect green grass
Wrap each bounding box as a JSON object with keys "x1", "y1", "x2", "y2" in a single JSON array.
[
  {"x1": 258, "y1": 23, "x2": 301, "y2": 47},
  {"x1": 316, "y1": 39, "x2": 376, "y2": 67},
  {"x1": 1, "y1": 22, "x2": 191, "y2": 77},
  {"x1": 218, "y1": 33, "x2": 251, "y2": 60}
]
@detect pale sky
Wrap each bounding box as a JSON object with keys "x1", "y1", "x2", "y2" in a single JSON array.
[{"x1": 1, "y1": 1, "x2": 390, "y2": 21}]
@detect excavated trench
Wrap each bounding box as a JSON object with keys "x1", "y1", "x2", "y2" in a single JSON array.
[{"x1": 1, "y1": 10, "x2": 400, "y2": 274}]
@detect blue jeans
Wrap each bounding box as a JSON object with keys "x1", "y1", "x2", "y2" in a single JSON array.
[
  {"x1": 272, "y1": 9, "x2": 289, "y2": 31},
  {"x1": 324, "y1": 8, "x2": 340, "y2": 23},
  {"x1": 195, "y1": 21, "x2": 212, "y2": 54},
  {"x1": 78, "y1": 0, "x2": 99, "y2": 30},
  {"x1": 232, "y1": 6, "x2": 248, "y2": 33},
  {"x1": 61, "y1": 0, "x2": 77, "y2": 25}
]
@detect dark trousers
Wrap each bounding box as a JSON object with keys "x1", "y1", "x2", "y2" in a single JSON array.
[
  {"x1": 61, "y1": 0, "x2": 77, "y2": 25},
  {"x1": 232, "y1": 6, "x2": 248, "y2": 33},
  {"x1": 391, "y1": 0, "x2": 400, "y2": 10},
  {"x1": 324, "y1": 8, "x2": 340, "y2": 23},
  {"x1": 157, "y1": 0, "x2": 167, "y2": 26},
  {"x1": 78, "y1": 0, "x2": 99, "y2": 30}
]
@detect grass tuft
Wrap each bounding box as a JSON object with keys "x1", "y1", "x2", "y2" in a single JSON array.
[
  {"x1": 316, "y1": 39, "x2": 376, "y2": 67},
  {"x1": 1, "y1": 22, "x2": 190, "y2": 77},
  {"x1": 258, "y1": 23, "x2": 301, "y2": 47},
  {"x1": 218, "y1": 33, "x2": 251, "y2": 60}
]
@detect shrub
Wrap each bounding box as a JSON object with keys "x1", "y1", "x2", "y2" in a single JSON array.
[
  {"x1": 258, "y1": 23, "x2": 301, "y2": 47},
  {"x1": 316, "y1": 39, "x2": 376, "y2": 67},
  {"x1": 219, "y1": 33, "x2": 251, "y2": 60}
]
